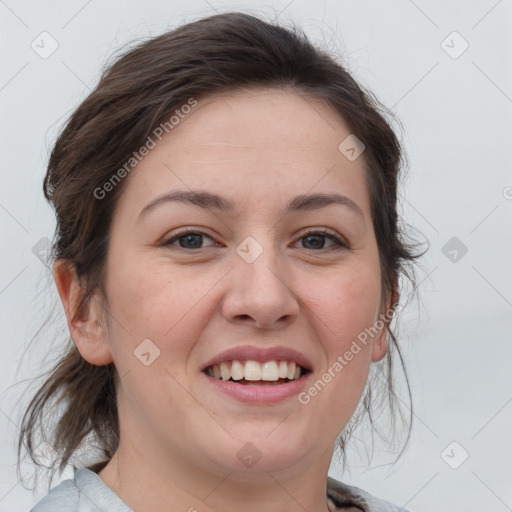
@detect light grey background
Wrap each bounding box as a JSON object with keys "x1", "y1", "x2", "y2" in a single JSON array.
[{"x1": 1, "y1": 1, "x2": 511, "y2": 511}]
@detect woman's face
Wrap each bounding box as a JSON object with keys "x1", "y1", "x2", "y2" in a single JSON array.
[{"x1": 96, "y1": 88, "x2": 391, "y2": 479}]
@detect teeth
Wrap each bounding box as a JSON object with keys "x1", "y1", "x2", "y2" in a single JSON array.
[
  {"x1": 287, "y1": 362, "x2": 296, "y2": 380},
  {"x1": 244, "y1": 360, "x2": 261, "y2": 380},
  {"x1": 261, "y1": 361, "x2": 279, "y2": 381},
  {"x1": 220, "y1": 362, "x2": 230, "y2": 381},
  {"x1": 207, "y1": 360, "x2": 304, "y2": 382},
  {"x1": 213, "y1": 365, "x2": 222, "y2": 379},
  {"x1": 231, "y1": 360, "x2": 244, "y2": 381}
]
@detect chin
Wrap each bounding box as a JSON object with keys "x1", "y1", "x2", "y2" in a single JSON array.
[{"x1": 202, "y1": 428, "x2": 317, "y2": 476}]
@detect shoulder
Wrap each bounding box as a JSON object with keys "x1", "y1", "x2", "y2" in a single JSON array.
[
  {"x1": 30, "y1": 468, "x2": 132, "y2": 512},
  {"x1": 327, "y1": 476, "x2": 409, "y2": 512},
  {"x1": 30, "y1": 478, "x2": 79, "y2": 512}
]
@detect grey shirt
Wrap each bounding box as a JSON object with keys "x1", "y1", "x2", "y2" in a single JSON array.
[{"x1": 30, "y1": 467, "x2": 409, "y2": 511}]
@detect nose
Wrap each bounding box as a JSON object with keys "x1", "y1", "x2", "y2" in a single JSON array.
[{"x1": 220, "y1": 239, "x2": 300, "y2": 330}]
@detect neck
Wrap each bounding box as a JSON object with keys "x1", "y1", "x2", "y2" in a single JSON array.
[{"x1": 97, "y1": 441, "x2": 334, "y2": 512}]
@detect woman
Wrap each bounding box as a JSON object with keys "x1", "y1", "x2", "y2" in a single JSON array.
[{"x1": 19, "y1": 11, "x2": 422, "y2": 512}]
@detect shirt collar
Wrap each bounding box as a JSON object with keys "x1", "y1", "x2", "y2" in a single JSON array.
[{"x1": 77, "y1": 466, "x2": 370, "y2": 511}]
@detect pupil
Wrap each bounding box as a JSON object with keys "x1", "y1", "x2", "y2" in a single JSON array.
[
  {"x1": 304, "y1": 235, "x2": 323, "y2": 249},
  {"x1": 181, "y1": 234, "x2": 202, "y2": 248}
]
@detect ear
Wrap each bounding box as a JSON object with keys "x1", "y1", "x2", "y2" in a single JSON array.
[
  {"x1": 54, "y1": 259, "x2": 113, "y2": 366},
  {"x1": 371, "y1": 276, "x2": 399, "y2": 362}
]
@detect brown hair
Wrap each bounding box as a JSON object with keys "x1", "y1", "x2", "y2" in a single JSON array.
[{"x1": 17, "y1": 11, "x2": 425, "y2": 489}]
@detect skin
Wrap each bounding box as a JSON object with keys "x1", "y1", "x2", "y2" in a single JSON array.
[{"x1": 55, "y1": 88, "x2": 397, "y2": 512}]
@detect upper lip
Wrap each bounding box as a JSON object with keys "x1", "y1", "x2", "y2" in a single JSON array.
[{"x1": 201, "y1": 345, "x2": 313, "y2": 372}]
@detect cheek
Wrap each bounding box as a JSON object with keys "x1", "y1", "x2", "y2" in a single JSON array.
[
  {"x1": 103, "y1": 261, "x2": 219, "y2": 437},
  {"x1": 297, "y1": 262, "x2": 380, "y2": 412},
  {"x1": 303, "y1": 261, "x2": 381, "y2": 348},
  {"x1": 104, "y1": 258, "x2": 219, "y2": 367}
]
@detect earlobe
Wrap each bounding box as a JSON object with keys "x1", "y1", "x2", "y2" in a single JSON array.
[
  {"x1": 53, "y1": 259, "x2": 113, "y2": 366},
  {"x1": 371, "y1": 278, "x2": 400, "y2": 362},
  {"x1": 371, "y1": 329, "x2": 388, "y2": 362}
]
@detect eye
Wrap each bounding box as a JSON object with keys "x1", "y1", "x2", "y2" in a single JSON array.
[
  {"x1": 293, "y1": 230, "x2": 349, "y2": 251},
  {"x1": 161, "y1": 228, "x2": 350, "y2": 252},
  {"x1": 162, "y1": 230, "x2": 217, "y2": 250}
]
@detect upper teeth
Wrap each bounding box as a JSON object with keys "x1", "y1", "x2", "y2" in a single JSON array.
[{"x1": 205, "y1": 360, "x2": 302, "y2": 381}]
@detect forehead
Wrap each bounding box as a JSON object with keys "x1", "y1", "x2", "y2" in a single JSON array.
[
  {"x1": 115, "y1": 88, "x2": 371, "y2": 220},
  {"x1": 166, "y1": 87, "x2": 355, "y2": 158}
]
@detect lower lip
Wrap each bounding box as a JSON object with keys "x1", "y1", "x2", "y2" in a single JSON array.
[{"x1": 203, "y1": 372, "x2": 310, "y2": 403}]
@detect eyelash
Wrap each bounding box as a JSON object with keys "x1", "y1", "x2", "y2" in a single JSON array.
[{"x1": 161, "y1": 228, "x2": 350, "y2": 252}]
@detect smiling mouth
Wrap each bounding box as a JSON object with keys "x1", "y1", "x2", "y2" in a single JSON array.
[{"x1": 203, "y1": 360, "x2": 309, "y2": 385}]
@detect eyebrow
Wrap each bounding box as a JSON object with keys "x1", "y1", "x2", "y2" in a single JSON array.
[{"x1": 138, "y1": 190, "x2": 365, "y2": 221}]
